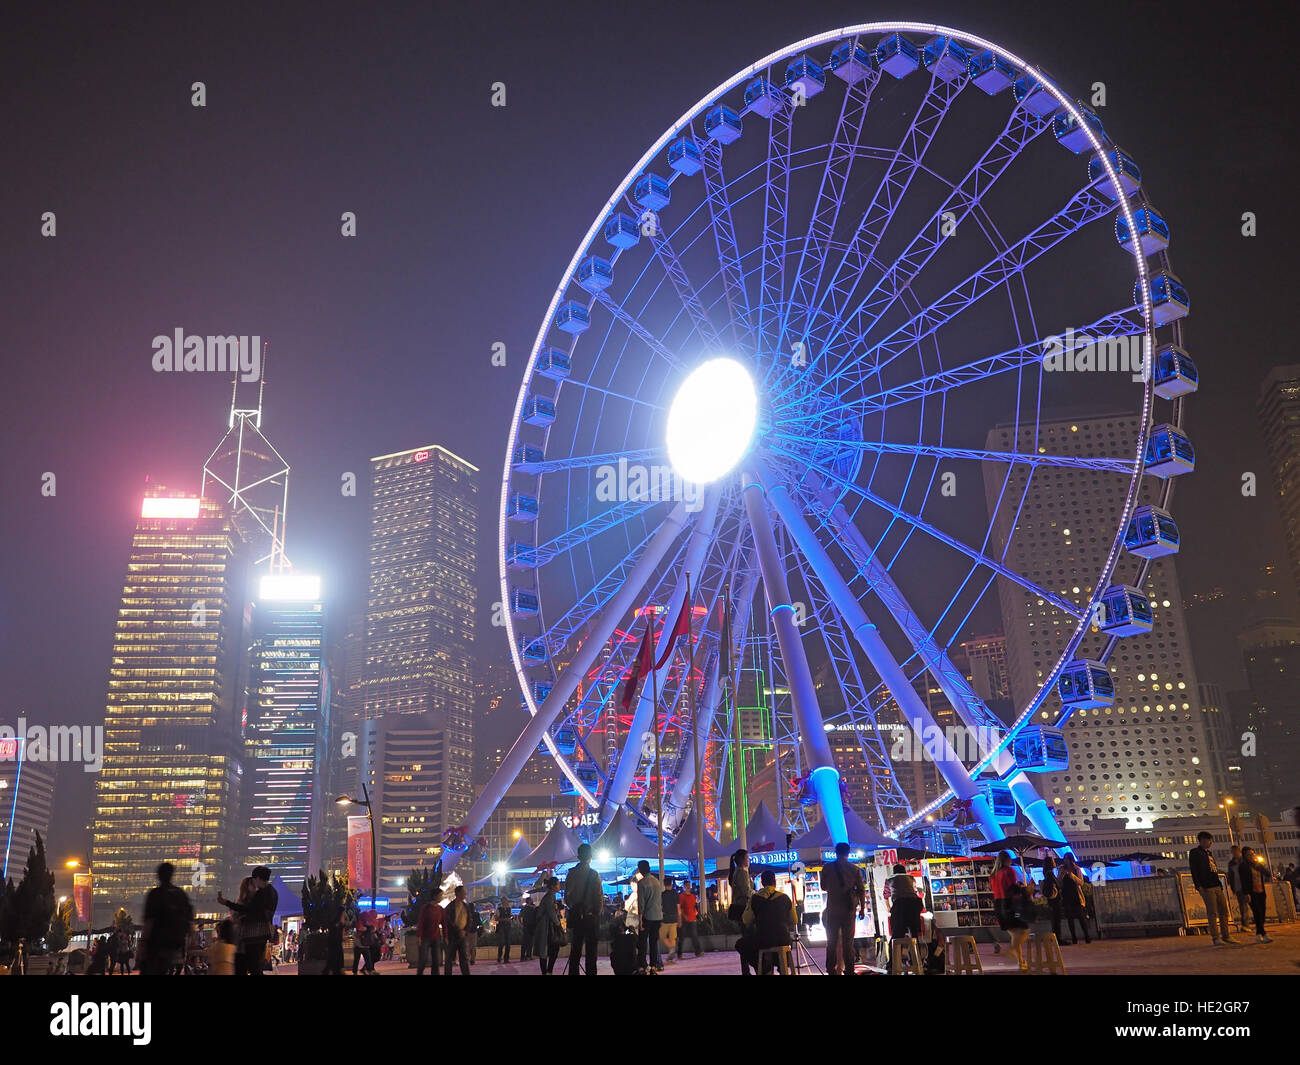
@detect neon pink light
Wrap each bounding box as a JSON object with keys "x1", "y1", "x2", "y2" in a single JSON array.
[{"x1": 413, "y1": 450, "x2": 431, "y2": 463}]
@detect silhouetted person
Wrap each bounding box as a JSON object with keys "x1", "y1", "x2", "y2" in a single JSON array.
[{"x1": 139, "y1": 862, "x2": 194, "y2": 975}]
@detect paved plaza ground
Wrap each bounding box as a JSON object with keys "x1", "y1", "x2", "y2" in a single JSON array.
[{"x1": 273, "y1": 922, "x2": 1300, "y2": 976}]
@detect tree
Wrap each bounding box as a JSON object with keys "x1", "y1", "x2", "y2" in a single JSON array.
[
  {"x1": 400, "y1": 863, "x2": 445, "y2": 926},
  {"x1": 47, "y1": 899, "x2": 74, "y2": 952},
  {"x1": 114, "y1": 907, "x2": 136, "y2": 935},
  {"x1": 5, "y1": 832, "x2": 56, "y2": 951},
  {"x1": 301, "y1": 870, "x2": 357, "y2": 933}
]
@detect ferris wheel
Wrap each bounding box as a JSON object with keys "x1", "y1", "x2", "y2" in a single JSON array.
[{"x1": 459, "y1": 21, "x2": 1196, "y2": 860}]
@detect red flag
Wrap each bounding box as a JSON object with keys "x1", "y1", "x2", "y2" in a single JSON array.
[
  {"x1": 619, "y1": 616, "x2": 656, "y2": 711},
  {"x1": 654, "y1": 579, "x2": 692, "y2": 671}
]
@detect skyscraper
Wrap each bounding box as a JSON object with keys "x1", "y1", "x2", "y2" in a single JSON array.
[
  {"x1": 1258, "y1": 366, "x2": 1300, "y2": 589},
  {"x1": 242, "y1": 574, "x2": 328, "y2": 892},
  {"x1": 94, "y1": 491, "x2": 248, "y2": 912},
  {"x1": 0, "y1": 742, "x2": 56, "y2": 881},
  {"x1": 985, "y1": 414, "x2": 1216, "y2": 831},
  {"x1": 1235, "y1": 619, "x2": 1300, "y2": 819},
  {"x1": 361, "y1": 445, "x2": 477, "y2": 895},
  {"x1": 324, "y1": 614, "x2": 365, "y2": 875}
]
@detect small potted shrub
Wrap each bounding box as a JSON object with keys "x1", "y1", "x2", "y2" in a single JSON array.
[
  {"x1": 399, "y1": 864, "x2": 444, "y2": 968},
  {"x1": 299, "y1": 870, "x2": 357, "y2": 975}
]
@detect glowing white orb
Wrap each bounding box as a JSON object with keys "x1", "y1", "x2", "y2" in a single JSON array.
[{"x1": 665, "y1": 358, "x2": 758, "y2": 484}]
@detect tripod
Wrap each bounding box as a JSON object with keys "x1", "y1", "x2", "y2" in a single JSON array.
[{"x1": 789, "y1": 929, "x2": 824, "y2": 975}]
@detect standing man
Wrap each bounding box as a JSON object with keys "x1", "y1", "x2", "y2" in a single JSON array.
[
  {"x1": 1188, "y1": 831, "x2": 1234, "y2": 945},
  {"x1": 677, "y1": 882, "x2": 702, "y2": 959},
  {"x1": 495, "y1": 899, "x2": 514, "y2": 963},
  {"x1": 564, "y1": 843, "x2": 602, "y2": 975},
  {"x1": 442, "y1": 885, "x2": 473, "y2": 975},
  {"x1": 820, "y1": 842, "x2": 865, "y2": 975},
  {"x1": 139, "y1": 862, "x2": 194, "y2": 976},
  {"x1": 519, "y1": 896, "x2": 537, "y2": 962},
  {"x1": 1227, "y1": 845, "x2": 1250, "y2": 934},
  {"x1": 635, "y1": 860, "x2": 664, "y2": 974},
  {"x1": 660, "y1": 877, "x2": 680, "y2": 964},
  {"x1": 416, "y1": 896, "x2": 443, "y2": 975}
]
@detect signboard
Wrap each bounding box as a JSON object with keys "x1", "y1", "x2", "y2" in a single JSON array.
[
  {"x1": 73, "y1": 873, "x2": 92, "y2": 923},
  {"x1": 821, "y1": 848, "x2": 870, "y2": 863},
  {"x1": 748, "y1": 849, "x2": 798, "y2": 867},
  {"x1": 413, "y1": 450, "x2": 430, "y2": 463},
  {"x1": 0, "y1": 738, "x2": 16, "y2": 760},
  {"x1": 348, "y1": 816, "x2": 372, "y2": 893},
  {"x1": 544, "y1": 812, "x2": 600, "y2": 832}
]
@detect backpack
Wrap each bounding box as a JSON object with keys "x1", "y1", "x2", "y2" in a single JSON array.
[{"x1": 610, "y1": 929, "x2": 639, "y2": 975}]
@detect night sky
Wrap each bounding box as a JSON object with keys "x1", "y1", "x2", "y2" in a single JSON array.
[{"x1": 2, "y1": 1, "x2": 1295, "y2": 865}]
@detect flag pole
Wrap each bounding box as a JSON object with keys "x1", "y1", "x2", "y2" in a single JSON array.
[
  {"x1": 692, "y1": 572, "x2": 706, "y2": 915},
  {"x1": 653, "y1": 604, "x2": 665, "y2": 885}
]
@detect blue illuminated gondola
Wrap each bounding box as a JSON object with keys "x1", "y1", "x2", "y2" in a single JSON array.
[
  {"x1": 1013, "y1": 70, "x2": 1061, "y2": 116},
  {"x1": 510, "y1": 587, "x2": 539, "y2": 615},
  {"x1": 522, "y1": 395, "x2": 555, "y2": 426},
  {"x1": 522, "y1": 639, "x2": 548, "y2": 665},
  {"x1": 634, "y1": 172, "x2": 671, "y2": 211},
  {"x1": 1011, "y1": 726, "x2": 1068, "y2": 772},
  {"x1": 506, "y1": 541, "x2": 536, "y2": 569},
  {"x1": 784, "y1": 55, "x2": 826, "y2": 99},
  {"x1": 553, "y1": 301, "x2": 590, "y2": 335},
  {"x1": 904, "y1": 827, "x2": 964, "y2": 855},
  {"x1": 521, "y1": 681, "x2": 551, "y2": 708},
  {"x1": 1150, "y1": 344, "x2": 1197, "y2": 399},
  {"x1": 535, "y1": 347, "x2": 570, "y2": 382},
  {"x1": 922, "y1": 36, "x2": 970, "y2": 82},
  {"x1": 576, "y1": 256, "x2": 614, "y2": 294},
  {"x1": 507, "y1": 493, "x2": 539, "y2": 522},
  {"x1": 552, "y1": 726, "x2": 578, "y2": 755},
  {"x1": 1124, "y1": 504, "x2": 1180, "y2": 558},
  {"x1": 1089, "y1": 147, "x2": 1142, "y2": 200},
  {"x1": 512, "y1": 444, "x2": 544, "y2": 472},
  {"x1": 743, "y1": 76, "x2": 784, "y2": 117},
  {"x1": 1116, "y1": 205, "x2": 1170, "y2": 256},
  {"x1": 1133, "y1": 271, "x2": 1189, "y2": 326},
  {"x1": 667, "y1": 135, "x2": 702, "y2": 175},
  {"x1": 980, "y1": 779, "x2": 1018, "y2": 823},
  {"x1": 828, "y1": 39, "x2": 875, "y2": 84},
  {"x1": 968, "y1": 49, "x2": 1015, "y2": 94},
  {"x1": 1144, "y1": 424, "x2": 1195, "y2": 477},
  {"x1": 560, "y1": 763, "x2": 600, "y2": 796},
  {"x1": 604, "y1": 212, "x2": 640, "y2": 250},
  {"x1": 1057, "y1": 659, "x2": 1114, "y2": 710},
  {"x1": 1053, "y1": 106, "x2": 1105, "y2": 153},
  {"x1": 1099, "y1": 584, "x2": 1153, "y2": 637},
  {"x1": 704, "y1": 105, "x2": 742, "y2": 144},
  {"x1": 876, "y1": 33, "x2": 919, "y2": 79}
]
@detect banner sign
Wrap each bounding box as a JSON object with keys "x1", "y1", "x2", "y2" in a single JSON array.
[
  {"x1": 73, "y1": 873, "x2": 92, "y2": 923},
  {"x1": 348, "y1": 816, "x2": 372, "y2": 892}
]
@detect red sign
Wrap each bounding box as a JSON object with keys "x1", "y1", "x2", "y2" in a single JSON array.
[
  {"x1": 0, "y1": 738, "x2": 16, "y2": 760},
  {"x1": 413, "y1": 450, "x2": 430, "y2": 463},
  {"x1": 348, "y1": 816, "x2": 372, "y2": 892},
  {"x1": 73, "y1": 873, "x2": 92, "y2": 923}
]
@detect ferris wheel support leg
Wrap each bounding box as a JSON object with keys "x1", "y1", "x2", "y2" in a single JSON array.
[
  {"x1": 811, "y1": 477, "x2": 1067, "y2": 843},
  {"x1": 447, "y1": 501, "x2": 692, "y2": 873},
  {"x1": 604, "y1": 485, "x2": 724, "y2": 814},
  {"x1": 761, "y1": 473, "x2": 1002, "y2": 843},
  {"x1": 740, "y1": 471, "x2": 847, "y2": 846},
  {"x1": 664, "y1": 559, "x2": 759, "y2": 828}
]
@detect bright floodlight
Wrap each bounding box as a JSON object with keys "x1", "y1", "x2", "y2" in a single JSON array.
[{"x1": 666, "y1": 357, "x2": 758, "y2": 484}]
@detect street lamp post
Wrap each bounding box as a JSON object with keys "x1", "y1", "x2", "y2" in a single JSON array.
[
  {"x1": 1219, "y1": 798, "x2": 1235, "y2": 845},
  {"x1": 64, "y1": 853, "x2": 92, "y2": 953},
  {"x1": 336, "y1": 781, "x2": 377, "y2": 913}
]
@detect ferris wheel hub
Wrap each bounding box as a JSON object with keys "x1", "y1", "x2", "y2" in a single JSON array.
[{"x1": 665, "y1": 356, "x2": 758, "y2": 484}]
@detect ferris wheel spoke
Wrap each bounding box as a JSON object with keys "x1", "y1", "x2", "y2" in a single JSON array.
[
  {"x1": 647, "y1": 225, "x2": 723, "y2": 351},
  {"x1": 697, "y1": 137, "x2": 756, "y2": 348},
  {"x1": 806, "y1": 72, "x2": 969, "y2": 341},
  {"x1": 604, "y1": 485, "x2": 724, "y2": 812},
  {"x1": 863, "y1": 178, "x2": 1118, "y2": 382},
  {"x1": 592, "y1": 290, "x2": 683, "y2": 369},
  {"x1": 755, "y1": 98, "x2": 795, "y2": 356},
  {"x1": 516, "y1": 446, "x2": 664, "y2": 476},
  {"x1": 782, "y1": 305, "x2": 1145, "y2": 420},
  {"x1": 773, "y1": 445, "x2": 1086, "y2": 621},
  {"x1": 808, "y1": 108, "x2": 1054, "y2": 389},
  {"x1": 530, "y1": 496, "x2": 658, "y2": 566},
  {"x1": 558, "y1": 374, "x2": 666, "y2": 413},
  {"x1": 782, "y1": 437, "x2": 1138, "y2": 476},
  {"x1": 779, "y1": 62, "x2": 879, "y2": 357}
]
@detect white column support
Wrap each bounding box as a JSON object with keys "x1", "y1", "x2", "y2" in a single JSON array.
[
  {"x1": 762, "y1": 472, "x2": 1002, "y2": 843},
  {"x1": 605, "y1": 485, "x2": 723, "y2": 811},
  {"x1": 741, "y1": 471, "x2": 847, "y2": 845},
  {"x1": 446, "y1": 501, "x2": 692, "y2": 871}
]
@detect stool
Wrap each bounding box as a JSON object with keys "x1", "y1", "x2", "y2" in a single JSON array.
[
  {"x1": 945, "y1": 934, "x2": 983, "y2": 975},
  {"x1": 888, "y1": 936, "x2": 923, "y2": 976},
  {"x1": 757, "y1": 945, "x2": 792, "y2": 975},
  {"x1": 1026, "y1": 932, "x2": 1066, "y2": 974}
]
